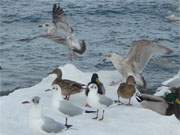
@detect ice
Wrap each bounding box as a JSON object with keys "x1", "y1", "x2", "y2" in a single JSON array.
[{"x1": 0, "y1": 64, "x2": 179, "y2": 135}]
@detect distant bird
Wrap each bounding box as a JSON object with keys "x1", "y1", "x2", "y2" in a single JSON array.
[
  {"x1": 105, "y1": 39, "x2": 173, "y2": 90},
  {"x1": 22, "y1": 96, "x2": 65, "y2": 134},
  {"x1": 49, "y1": 68, "x2": 86, "y2": 100},
  {"x1": 166, "y1": 14, "x2": 180, "y2": 22},
  {"x1": 86, "y1": 83, "x2": 113, "y2": 120},
  {"x1": 51, "y1": 84, "x2": 83, "y2": 128},
  {"x1": 86, "y1": 73, "x2": 106, "y2": 96},
  {"x1": 18, "y1": 3, "x2": 86, "y2": 60},
  {"x1": 136, "y1": 92, "x2": 180, "y2": 119},
  {"x1": 117, "y1": 76, "x2": 136, "y2": 105}
]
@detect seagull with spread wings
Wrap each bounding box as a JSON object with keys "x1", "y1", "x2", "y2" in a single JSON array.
[
  {"x1": 38, "y1": 3, "x2": 86, "y2": 59},
  {"x1": 105, "y1": 39, "x2": 173, "y2": 90},
  {"x1": 19, "y1": 3, "x2": 86, "y2": 60}
]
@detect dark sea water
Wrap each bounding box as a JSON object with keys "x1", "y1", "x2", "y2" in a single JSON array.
[{"x1": 0, "y1": 0, "x2": 179, "y2": 95}]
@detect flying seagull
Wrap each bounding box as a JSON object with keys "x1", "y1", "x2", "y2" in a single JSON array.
[
  {"x1": 22, "y1": 96, "x2": 65, "y2": 134},
  {"x1": 105, "y1": 39, "x2": 173, "y2": 90},
  {"x1": 19, "y1": 3, "x2": 86, "y2": 60}
]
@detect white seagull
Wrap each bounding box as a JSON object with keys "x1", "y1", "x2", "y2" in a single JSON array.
[
  {"x1": 19, "y1": 3, "x2": 86, "y2": 60},
  {"x1": 22, "y1": 96, "x2": 65, "y2": 134},
  {"x1": 86, "y1": 83, "x2": 113, "y2": 120},
  {"x1": 39, "y1": 3, "x2": 87, "y2": 59},
  {"x1": 51, "y1": 84, "x2": 83, "y2": 128},
  {"x1": 105, "y1": 39, "x2": 173, "y2": 89}
]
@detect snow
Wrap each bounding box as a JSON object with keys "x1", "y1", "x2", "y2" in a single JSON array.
[{"x1": 0, "y1": 64, "x2": 179, "y2": 135}]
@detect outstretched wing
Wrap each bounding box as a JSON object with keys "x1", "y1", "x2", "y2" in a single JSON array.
[
  {"x1": 52, "y1": 3, "x2": 73, "y2": 34},
  {"x1": 125, "y1": 40, "x2": 173, "y2": 74}
]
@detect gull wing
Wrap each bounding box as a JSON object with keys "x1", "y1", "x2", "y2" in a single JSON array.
[
  {"x1": 99, "y1": 95, "x2": 113, "y2": 107},
  {"x1": 125, "y1": 40, "x2": 173, "y2": 74},
  {"x1": 52, "y1": 3, "x2": 73, "y2": 34},
  {"x1": 42, "y1": 116, "x2": 65, "y2": 133},
  {"x1": 59, "y1": 100, "x2": 83, "y2": 116}
]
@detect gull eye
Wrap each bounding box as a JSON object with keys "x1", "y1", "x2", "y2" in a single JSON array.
[{"x1": 45, "y1": 24, "x2": 49, "y2": 27}]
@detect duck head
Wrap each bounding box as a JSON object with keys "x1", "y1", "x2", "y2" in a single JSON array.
[
  {"x1": 126, "y1": 76, "x2": 136, "y2": 85},
  {"x1": 49, "y1": 68, "x2": 62, "y2": 79}
]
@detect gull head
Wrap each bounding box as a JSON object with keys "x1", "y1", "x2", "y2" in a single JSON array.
[
  {"x1": 104, "y1": 53, "x2": 123, "y2": 62},
  {"x1": 52, "y1": 84, "x2": 63, "y2": 99},
  {"x1": 88, "y1": 83, "x2": 98, "y2": 94},
  {"x1": 22, "y1": 96, "x2": 40, "y2": 105},
  {"x1": 126, "y1": 76, "x2": 136, "y2": 85},
  {"x1": 48, "y1": 68, "x2": 62, "y2": 79},
  {"x1": 38, "y1": 23, "x2": 51, "y2": 28}
]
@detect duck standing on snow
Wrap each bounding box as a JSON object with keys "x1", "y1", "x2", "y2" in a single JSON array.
[
  {"x1": 117, "y1": 76, "x2": 136, "y2": 105},
  {"x1": 86, "y1": 83, "x2": 113, "y2": 120},
  {"x1": 104, "y1": 39, "x2": 173, "y2": 91},
  {"x1": 49, "y1": 68, "x2": 86, "y2": 100},
  {"x1": 136, "y1": 88, "x2": 180, "y2": 120},
  {"x1": 22, "y1": 96, "x2": 65, "y2": 134}
]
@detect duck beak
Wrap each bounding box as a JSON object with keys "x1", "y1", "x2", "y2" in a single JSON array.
[{"x1": 22, "y1": 101, "x2": 30, "y2": 104}]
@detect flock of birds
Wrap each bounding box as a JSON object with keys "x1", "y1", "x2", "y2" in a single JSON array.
[{"x1": 19, "y1": 3, "x2": 180, "y2": 135}]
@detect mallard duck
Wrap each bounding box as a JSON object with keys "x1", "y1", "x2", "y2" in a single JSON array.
[
  {"x1": 117, "y1": 76, "x2": 136, "y2": 105},
  {"x1": 86, "y1": 73, "x2": 106, "y2": 96},
  {"x1": 136, "y1": 90, "x2": 180, "y2": 120},
  {"x1": 49, "y1": 68, "x2": 85, "y2": 100}
]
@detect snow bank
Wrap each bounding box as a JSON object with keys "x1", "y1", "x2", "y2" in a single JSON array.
[{"x1": 0, "y1": 64, "x2": 179, "y2": 135}]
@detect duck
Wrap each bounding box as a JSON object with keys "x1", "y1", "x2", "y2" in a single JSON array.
[
  {"x1": 136, "y1": 89, "x2": 180, "y2": 120},
  {"x1": 86, "y1": 73, "x2": 106, "y2": 96},
  {"x1": 117, "y1": 75, "x2": 136, "y2": 105},
  {"x1": 49, "y1": 68, "x2": 86, "y2": 100}
]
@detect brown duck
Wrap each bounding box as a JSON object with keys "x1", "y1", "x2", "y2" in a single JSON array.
[
  {"x1": 117, "y1": 76, "x2": 136, "y2": 105},
  {"x1": 49, "y1": 68, "x2": 85, "y2": 100}
]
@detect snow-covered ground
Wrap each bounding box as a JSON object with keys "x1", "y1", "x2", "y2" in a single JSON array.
[{"x1": 0, "y1": 64, "x2": 179, "y2": 135}]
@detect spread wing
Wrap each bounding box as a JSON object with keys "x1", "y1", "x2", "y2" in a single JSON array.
[
  {"x1": 125, "y1": 40, "x2": 173, "y2": 74},
  {"x1": 52, "y1": 3, "x2": 73, "y2": 34}
]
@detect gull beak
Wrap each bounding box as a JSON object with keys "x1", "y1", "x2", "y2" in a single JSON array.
[
  {"x1": 44, "y1": 89, "x2": 52, "y2": 92},
  {"x1": 22, "y1": 101, "x2": 30, "y2": 104}
]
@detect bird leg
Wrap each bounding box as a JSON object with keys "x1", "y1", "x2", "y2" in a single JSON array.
[
  {"x1": 64, "y1": 96, "x2": 68, "y2": 100},
  {"x1": 65, "y1": 117, "x2": 72, "y2": 128},
  {"x1": 99, "y1": 110, "x2": 105, "y2": 121},
  {"x1": 117, "y1": 96, "x2": 123, "y2": 105},
  {"x1": 127, "y1": 98, "x2": 132, "y2": 105},
  {"x1": 92, "y1": 109, "x2": 99, "y2": 119}
]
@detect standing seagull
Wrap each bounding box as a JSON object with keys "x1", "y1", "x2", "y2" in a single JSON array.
[
  {"x1": 22, "y1": 96, "x2": 65, "y2": 134},
  {"x1": 105, "y1": 39, "x2": 173, "y2": 89},
  {"x1": 51, "y1": 84, "x2": 83, "y2": 128},
  {"x1": 87, "y1": 83, "x2": 113, "y2": 120},
  {"x1": 39, "y1": 3, "x2": 87, "y2": 59}
]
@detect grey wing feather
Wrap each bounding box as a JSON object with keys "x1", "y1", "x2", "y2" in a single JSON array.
[
  {"x1": 126, "y1": 40, "x2": 173, "y2": 73},
  {"x1": 99, "y1": 95, "x2": 113, "y2": 107},
  {"x1": 42, "y1": 116, "x2": 65, "y2": 133},
  {"x1": 140, "y1": 94, "x2": 165, "y2": 102},
  {"x1": 52, "y1": 4, "x2": 73, "y2": 34},
  {"x1": 59, "y1": 100, "x2": 83, "y2": 116}
]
